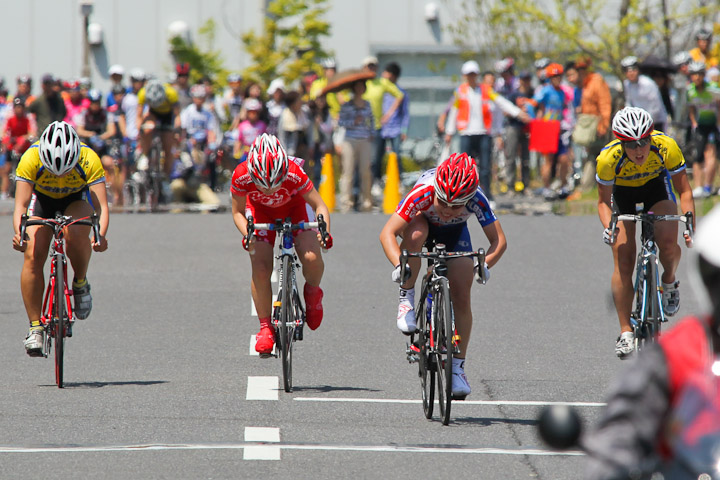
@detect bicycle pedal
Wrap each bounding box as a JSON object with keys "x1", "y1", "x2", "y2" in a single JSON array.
[
  {"x1": 405, "y1": 343, "x2": 420, "y2": 363},
  {"x1": 258, "y1": 353, "x2": 277, "y2": 359}
]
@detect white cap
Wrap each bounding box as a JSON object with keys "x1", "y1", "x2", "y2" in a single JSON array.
[
  {"x1": 461, "y1": 60, "x2": 480, "y2": 75},
  {"x1": 362, "y1": 55, "x2": 379, "y2": 67},
  {"x1": 244, "y1": 98, "x2": 262, "y2": 111},
  {"x1": 708, "y1": 66, "x2": 720, "y2": 78},
  {"x1": 267, "y1": 78, "x2": 285, "y2": 95},
  {"x1": 129, "y1": 68, "x2": 146, "y2": 81},
  {"x1": 108, "y1": 64, "x2": 124, "y2": 76}
]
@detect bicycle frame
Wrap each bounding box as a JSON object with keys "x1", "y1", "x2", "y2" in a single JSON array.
[{"x1": 39, "y1": 232, "x2": 73, "y2": 348}]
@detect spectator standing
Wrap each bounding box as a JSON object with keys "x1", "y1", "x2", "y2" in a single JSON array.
[
  {"x1": 338, "y1": 79, "x2": 375, "y2": 212},
  {"x1": 173, "y1": 62, "x2": 192, "y2": 111},
  {"x1": 106, "y1": 64, "x2": 124, "y2": 108},
  {"x1": 234, "y1": 98, "x2": 267, "y2": 162},
  {"x1": 686, "y1": 61, "x2": 720, "y2": 198},
  {"x1": 689, "y1": 28, "x2": 719, "y2": 69},
  {"x1": 277, "y1": 91, "x2": 311, "y2": 161},
  {"x1": 28, "y1": 74, "x2": 67, "y2": 134},
  {"x1": 362, "y1": 56, "x2": 405, "y2": 193},
  {"x1": 265, "y1": 79, "x2": 286, "y2": 136},
  {"x1": 221, "y1": 73, "x2": 244, "y2": 128},
  {"x1": 310, "y1": 58, "x2": 348, "y2": 120},
  {"x1": 0, "y1": 98, "x2": 36, "y2": 198},
  {"x1": 504, "y1": 71, "x2": 535, "y2": 194},
  {"x1": 445, "y1": 60, "x2": 528, "y2": 202},
  {"x1": 621, "y1": 56, "x2": 669, "y2": 132},
  {"x1": 121, "y1": 69, "x2": 145, "y2": 165},
  {"x1": 308, "y1": 94, "x2": 335, "y2": 187},
  {"x1": 63, "y1": 80, "x2": 89, "y2": 127},
  {"x1": 494, "y1": 57, "x2": 519, "y2": 97},
  {"x1": 13, "y1": 75, "x2": 35, "y2": 107},
  {"x1": 378, "y1": 62, "x2": 410, "y2": 177}
]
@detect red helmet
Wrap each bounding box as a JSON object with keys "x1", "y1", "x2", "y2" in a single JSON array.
[
  {"x1": 545, "y1": 63, "x2": 564, "y2": 77},
  {"x1": 175, "y1": 62, "x2": 191, "y2": 76},
  {"x1": 247, "y1": 134, "x2": 289, "y2": 190},
  {"x1": 434, "y1": 153, "x2": 479, "y2": 205}
]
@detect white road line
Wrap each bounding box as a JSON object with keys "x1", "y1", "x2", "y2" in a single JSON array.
[
  {"x1": 293, "y1": 397, "x2": 606, "y2": 407},
  {"x1": 249, "y1": 335, "x2": 259, "y2": 356},
  {"x1": 246, "y1": 376, "x2": 278, "y2": 401},
  {"x1": 243, "y1": 427, "x2": 280, "y2": 460},
  {"x1": 0, "y1": 443, "x2": 584, "y2": 456}
]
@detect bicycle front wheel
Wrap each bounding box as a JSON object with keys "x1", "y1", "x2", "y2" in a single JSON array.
[
  {"x1": 416, "y1": 287, "x2": 434, "y2": 419},
  {"x1": 279, "y1": 255, "x2": 294, "y2": 392},
  {"x1": 54, "y1": 257, "x2": 66, "y2": 388},
  {"x1": 434, "y1": 279, "x2": 453, "y2": 425}
]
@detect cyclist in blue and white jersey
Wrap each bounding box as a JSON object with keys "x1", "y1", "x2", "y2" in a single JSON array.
[{"x1": 380, "y1": 152, "x2": 507, "y2": 397}]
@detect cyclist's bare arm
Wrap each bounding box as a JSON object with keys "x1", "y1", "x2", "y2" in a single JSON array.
[
  {"x1": 670, "y1": 170, "x2": 696, "y2": 229},
  {"x1": 302, "y1": 189, "x2": 331, "y2": 233},
  {"x1": 379, "y1": 213, "x2": 410, "y2": 267},
  {"x1": 12, "y1": 181, "x2": 33, "y2": 251},
  {"x1": 597, "y1": 183, "x2": 614, "y2": 230},
  {"x1": 88, "y1": 183, "x2": 110, "y2": 252},
  {"x1": 99, "y1": 120, "x2": 117, "y2": 141},
  {"x1": 231, "y1": 194, "x2": 250, "y2": 237},
  {"x1": 480, "y1": 220, "x2": 507, "y2": 268}
]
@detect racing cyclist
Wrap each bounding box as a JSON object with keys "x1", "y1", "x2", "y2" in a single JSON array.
[
  {"x1": 230, "y1": 134, "x2": 333, "y2": 355},
  {"x1": 12, "y1": 121, "x2": 109, "y2": 356},
  {"x1": 597, "y1": 107, "x2": 695, "y2": 358},
  {"x1": 379, "y1": 152, "x2": 507, "y2": 397},
  {"x1": 137, "y1": 78, "x2": 180, "y2": 177}
]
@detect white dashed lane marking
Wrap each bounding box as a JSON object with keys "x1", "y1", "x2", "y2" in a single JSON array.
[{"x1": 246, "y1": 376, "x2": 278, "y2": 401}]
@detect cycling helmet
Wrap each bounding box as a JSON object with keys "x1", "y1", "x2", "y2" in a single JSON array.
[
  {"x1": 494, "y1": 58, "x2": 514, "y2": 74},
  {"x1": 144, "y1": 80, "x2": 167, "y2": 108},
  {"x1": 673, "y1": 51, "x2": 692, "y2": 67},
  {"x1": 87, "y1": 89, "x2": 102, "y2": 103},
  {"x1": 612, "y1": 107, "x2": 654, "y2": 141},
  {"x1": 696, "y1": 28, "x2": 713, "y2": 41},
  {"x1": 175, "y1": 62, "x2": 191, "y2": 76},
  {"x1": 79, "y1": 77, "x2": 92, "y2": 89},
  {"x1": 620, "y1": 56, "x2": 639, "y2": 69},
  {"x1": 688, "y1": 61, "x2": 707, "y2": 74},
  {"x1": 434, "y1": 152, "x2": 479, "y2": 206},
  {"x1": 38, "y1": 121, "x2": 81, "y2": 176},
  {"x1": 689, "y1": 205, "x2": 720, "y2": 322},
  {"x1": 247, "y1": 133, "x2": 289, "y2": 190},
  {"x1": 129, "y1": 68, "x2": 146, "y2": 81},
  {"x1": 227, "y1": 73, "x2": 242, "y2": 84},
  {"x1": 534, "y1": 57, "x2": 550, "y2": 70},
  {"x1": 190, "y1": 84, "x2": 206, "y2": 98},
  {"x1": 111, "y1": 83, "x2": 126, "y2": 95},
  {"x1": 243, "y1": 98, "x2": 262, "y2": 111},
  {"x1": 320, "y1": 57, "x2": 337, "y2": 70},
  {"x1": 17, "y1": 74, "x2": 31, "y2": 85},
  {"x1": 545, "y1": 63, "x2": 564, "y2": 77}
]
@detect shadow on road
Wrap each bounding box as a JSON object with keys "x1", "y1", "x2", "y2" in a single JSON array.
[
  {"x1": 41, "y1": 380, "x2": 169, "y2": 389},
  {"x1": 450, "y1": 416, "x2": 539, "y2": 427},
  {"x1": 292, "y1": 385, "x2": 382, "y2": 393}
]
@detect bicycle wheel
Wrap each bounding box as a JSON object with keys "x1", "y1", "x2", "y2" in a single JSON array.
[
  {"x1": 416, "y1": 288, "x2": 434, "y2": 419},
  {"x1": 279, "y1": 255, "x2": 294, "y2": 392},
  {"x1": 53, "y1": 256, "x2": 66, "y2": 388},
  {"x1": 646, "y1": 259, "x2": 662, "y2": 342},
  {"x1": 434, "y1": 279, "x2": 453, "y2": 425}
]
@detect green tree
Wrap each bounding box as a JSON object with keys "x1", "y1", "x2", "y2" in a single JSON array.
[
  {"x1": 169, "y1": 19, "x2": 229, "y2": 84},
  {"x1": 444, "y1": 0, "x2": 716, "y2": 80},
  {"x1": 241, "y1": 0, "x2": 332, "y2": 88}
]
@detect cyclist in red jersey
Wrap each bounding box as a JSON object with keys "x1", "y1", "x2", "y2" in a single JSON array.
[{"x1": 230, "y1": 133, "x2": 333, "y2": 354}]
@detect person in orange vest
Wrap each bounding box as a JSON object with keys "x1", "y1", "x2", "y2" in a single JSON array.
[{"x1": 445, "y1": 60, "x2": 530, "y2": 202}]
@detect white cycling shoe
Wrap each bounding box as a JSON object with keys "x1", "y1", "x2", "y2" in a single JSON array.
[
  {"x1": 615, "y1": 331, "x2": 635, "y2": 358},
  {"x1": 397, "y1": 288, "x2": 416, "y2": 334},
  {"x1": 24, "y1": 328, "x2": 44, "y2": 357},
  {"x1": 451, "y1": 358, "x2": 471, "y2": 397},
  {"x1": 662, "y1": 280, "x2": 680, "y2": 317}
]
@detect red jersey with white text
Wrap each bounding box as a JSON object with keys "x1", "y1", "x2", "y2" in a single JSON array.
[
  {"x1": 396, "y1": 168, "x2": 497, "y2": 227},
  {"x1": 230, "y1": 157, "x2": 312, "y2": 209}
]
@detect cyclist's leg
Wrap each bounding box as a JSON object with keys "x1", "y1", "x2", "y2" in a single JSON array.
[
  {"x1": 64, "y1": 199, "x2": 93, "y2": 282},
  {"x1": 652, "y1": 199, "x2": 681, "y2": 284},
  {"x1": 160, "y1": 130, "x2": 176, "y2": 177},
  {"x1": 249, "y1": 240, "x2": 275, "y2": 318},
  {"x1": 611, "y1": 220, "x2": 637, "y2": 333},
  {"x1": 295, "y1": 230, "x2": 324, "y2": 286},
  {"x1": 398, "y1": 213, "x2": 429, "y2": 289},
  {"x1": 446, "y1": 257, "x2": 474, "y2": 358},
  {"x1": 21, "y1": 225, "x2": 52, "y2": 325}
]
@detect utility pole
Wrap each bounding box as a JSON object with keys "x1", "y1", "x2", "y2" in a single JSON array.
[{"x1": 80, "y1": 1, "x2": 94, "y2": 78}]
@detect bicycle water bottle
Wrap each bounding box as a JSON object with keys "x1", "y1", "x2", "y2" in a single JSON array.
[{"x1": 426, "y1": 291, "x2": 432, "y2": 324}]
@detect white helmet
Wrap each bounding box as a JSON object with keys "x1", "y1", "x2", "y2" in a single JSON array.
[
  {"x1": 689, "y1": 205, "x2": 720, "y2": 323},
  {"x1": 612, "y1": 107, "x2": 654, "y2": 141},
  {"x1": 247, "y1": 134, "x2": 289, "y2": 190},
  {"x1": 144, "y1": 79, "x2": 167, "y2": 108},
  {"x1": 38, "y1": 121, "x2": 81, "y2": 176}
]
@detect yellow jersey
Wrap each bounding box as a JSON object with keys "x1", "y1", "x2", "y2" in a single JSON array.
[
  {"x1": 596, "y1": 131, "x2": 686, "y2": 188},
  {"x1": 16, "y1": 142, "x2": 106, "y2": 199},
  {"x1": 137, "y1": 83, "x2": 179, "y2": 115}
]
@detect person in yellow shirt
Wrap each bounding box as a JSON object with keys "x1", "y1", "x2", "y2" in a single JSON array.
[
  {"x1": 689, "y1": 28, "x2": 720, "y2": 69},
  {"x1": 12, "y1": 121, "x2": 110, "y2": 356},
  {"x1": 596, "y1": 107, "x2": 695, "y2": 358},
  {"x1": 361, "y1": 56, "x2": 405, "y2": 191},
  {"x1": 309, "y1": 58, "x2": 349, "y2": 120},
  {"x1": 137, "y1": 79, "x2": 180, "y2": 176}
]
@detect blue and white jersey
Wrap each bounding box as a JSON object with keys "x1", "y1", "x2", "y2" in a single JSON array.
[{"x1": 180, "y1": 104, "x2": 218, "y2": 142}]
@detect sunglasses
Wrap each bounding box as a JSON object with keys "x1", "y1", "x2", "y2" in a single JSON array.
[
  {"x1": 622, "y1": 137, "x2": 651, "y2": 150},
  {"x1": 437, "y1": 198, "x2": 467, "y2": 210}
]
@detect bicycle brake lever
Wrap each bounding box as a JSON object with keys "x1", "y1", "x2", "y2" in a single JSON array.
[{"x1": 19, "y1": 214, "x2": 28, "y2": 248}]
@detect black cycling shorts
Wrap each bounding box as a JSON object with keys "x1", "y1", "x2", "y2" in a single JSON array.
[
  {"x1": 149, "y1": 111, "x2": 176, "y2": 130},
  {"x1": 425, "y1": 222, "x2": 473, "y2": 253},
  {"x1": 27, "y1": 189, "x2": 91, "y2": 219},
  {"x1": 611, "y1": 173, "x2": 676, "y2": 214},
  {"x1": 693, "y1": 124, "x2": 720, "y2": 165}
]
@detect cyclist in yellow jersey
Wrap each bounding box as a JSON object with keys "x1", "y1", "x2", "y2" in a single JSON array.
[
  {"x1": 597, "y1": 107, "x2": 695, "y2": 358},
  {"x1": 12, "y1": 121, "x2": 109, "y2": 356},
  {"x1": 137, "y1": 79, "x2": 180, "y2": 176}
]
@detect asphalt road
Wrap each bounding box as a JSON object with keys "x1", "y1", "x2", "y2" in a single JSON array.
[{"x1": 0, "y1": 211, "x2": 701, "y2": 479}]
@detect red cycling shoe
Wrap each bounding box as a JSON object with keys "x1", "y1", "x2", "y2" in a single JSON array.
[
  {"x1": 304, "y1": 284, "x2": 323, "y2": 330},
  {"x1": 255, "y1": 326, "x2": 275, "y2": 354}
]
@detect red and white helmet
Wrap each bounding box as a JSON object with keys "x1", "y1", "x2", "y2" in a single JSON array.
[
  {"x1": 247, "y1": 133, "x2": 289, "y2": 189},
  {"x1": 434, "y1": 152, "x2": 479, "y2": 205},
  {"x1": 612, "y1": 107, "x2": 654, "y2": 141},
  {"x1": 38, "y1": 121, "x2": 81, "y2": 176}
]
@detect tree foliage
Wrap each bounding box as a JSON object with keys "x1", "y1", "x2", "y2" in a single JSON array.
[
  {"x1": 444, "y1": 0, "x2": 717, "y2": 79},
  {"x1": 241, "y1": 0, "x2": 332, "y2": 88},
  {"x1": 169, "y1": 19, "x2": 229, "y2": 84}
]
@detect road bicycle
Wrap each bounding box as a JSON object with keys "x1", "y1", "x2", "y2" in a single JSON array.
[
  {"x1": 609, "y1": 207, "x2": 693, "y2": 352},
  {"x1": 19, "y1": 212, "x2": 100, "y2": 388},
  {"x1": 400, "y1": 243, "x2": 487, "y2": 425},
  {"x1": 246, "y1": 214, "x2": 330, "y2": 393},
  {"x1": 136, "y1": 122, "x2": 169, "y2": 211}
]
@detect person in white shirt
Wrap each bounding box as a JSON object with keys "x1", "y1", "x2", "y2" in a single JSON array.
[{"x1": 621, "y1": 56, "x2": 669, "y2": 132}]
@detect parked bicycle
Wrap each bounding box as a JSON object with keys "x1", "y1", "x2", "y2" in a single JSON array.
[
  {"x1": 609, "y1": 207, "x2": 693, "y2": 351},
  {"x1": 400, "y1": 243, "x2": 487, "y2": 425},
  {"x1": 19, "y1": 212, "x2": 100, "y2": 388},
  {"x1": 246, "y1": 214, "x2": 330, "y2": 392}
]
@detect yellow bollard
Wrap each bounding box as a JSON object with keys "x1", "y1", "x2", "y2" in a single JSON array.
[
  {"x1": 318, "y1": 152, "x2": 336, "y2": 212},
  {"x1": 383, "y1": 152, "x2": 402, "y2": 214}
]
